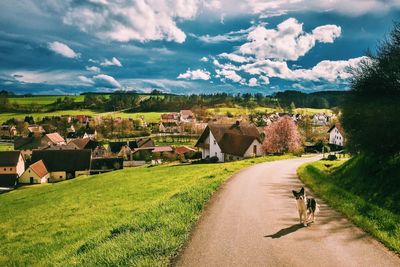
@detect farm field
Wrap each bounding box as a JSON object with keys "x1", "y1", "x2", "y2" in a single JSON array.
[
  {"x1": 8, "y1": 95, "x2": 85, "y2": 105},
  {"x1": 0, "y1": 143, "x2": 13, "y2": 151},
  {"x1": 0, "y1": 155, "x2": 293, "y2": 266},
  {"x1": 207, "y1": 106, "x2": 333, "y2": 116},
  {"x1": 0, "y1": 110, "x2": 164, "y2": 123}
]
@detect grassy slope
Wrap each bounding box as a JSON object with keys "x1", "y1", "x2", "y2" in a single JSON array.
[
  {"x1": 207, "y1": 107, "x2": 332, "y2": 116},
  {"x1": 8, "y1": 95, "x2": 85, "y2": 105},
  {"x1": 297, "y1": 157, "x2": 400, "y2": 253},
  {"x1": 0, "y1": 155, "x2": 293, "y2": 266},
  {"x1": 0, "y1": 143, "x2": 13, "y2": 151}
]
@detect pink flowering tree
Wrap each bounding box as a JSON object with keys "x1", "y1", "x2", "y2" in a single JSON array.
[{"x1": 263, "y1": 116, "x2": 302, "y2": 154}]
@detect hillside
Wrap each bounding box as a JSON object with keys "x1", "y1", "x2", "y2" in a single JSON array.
[{"x1": 0, "y1": 155, "x2": 292, "y2": 266}]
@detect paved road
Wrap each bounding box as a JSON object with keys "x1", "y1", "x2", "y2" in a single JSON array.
[{"x1": 176, "y1": 156, "x2": 400, "y2": 267}]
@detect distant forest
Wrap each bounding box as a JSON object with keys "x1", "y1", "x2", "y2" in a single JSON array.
[{"x1": 0, "y1": 89, "x2": 347, "y2": 113}]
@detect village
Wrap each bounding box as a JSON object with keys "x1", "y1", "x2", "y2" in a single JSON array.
[{"x1": 0, "y1": 108, "x2": 344, "y2": 190}]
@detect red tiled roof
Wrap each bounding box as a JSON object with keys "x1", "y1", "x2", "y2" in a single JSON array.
[
  {"x1": 152, "y1": 146, "x2": 174, "y2": 153},
  {"x1": 175, "y1": 146, "x2": 196, "y2": 155},
  {"x1": 180, "y1": 110, "x2": 194, "y2": 116},
  {"x1": 29, "y1": 160, "x2": 48, "y2": 178},
  {"x1": 45, "y1": 133, "x2": 65, "y2": 144}
]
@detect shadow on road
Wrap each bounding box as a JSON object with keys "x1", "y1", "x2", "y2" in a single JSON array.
[{"x1": 264, "y1": 224, "x2": 304, "y2": 239}]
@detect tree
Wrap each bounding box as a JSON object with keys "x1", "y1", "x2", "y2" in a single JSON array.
[
  {"x1": 341, "y1": 22, "x2": 400, "y2": 157},
  {"x1": 263, "y1": 116, "x2": 301, "y2": 154}
]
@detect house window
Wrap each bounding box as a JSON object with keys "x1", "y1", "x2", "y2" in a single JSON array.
[
  {"x1": 215, "y1": 152, "x2": 217, "y2": 157},
  {"x1": 253, "y1": 145, "x2": 257, "y2": 155},
  {"x1": 3, "y1": 168, "x2": 5, "y2": 171},
  {"x1": 213, "y1": 140, "x2": 216, "y2": 145},
  {"x1": 10, "y1": 168, "x2": 12, "y2": 171},
  {"x1": 59, "y1": 176, "x2": 62, "y2": 179},
  {"x1": 28, "y1": 170, "x2": 31, "y2": 173}
]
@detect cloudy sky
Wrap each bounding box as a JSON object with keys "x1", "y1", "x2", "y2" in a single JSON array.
[{"x1": 0, "y1": 0, "x2": 399, "y2": 95}]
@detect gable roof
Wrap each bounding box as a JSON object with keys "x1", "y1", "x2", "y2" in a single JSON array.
[
  {"x1": 28, "y1": 125, "x2": 45, "y2": 133},
  {"x1": 108, "y1": 142, "x2": 127, "y2": 153},
  {"x1": 45, "y1": 133, "x2": 65, "y2": 144},
  {"x1": 14, "y1": 137, "x2": 42, "y2": 150},
  {"x1": 195, "y1": 122, "x2": 261, "y2": 157},
  {"x1": 175, "y1": 146, "x2": 196, "y2": 155},
  {"x1": 0, "y1": 174, "x2": 17, "y2": 187},
  {"x1": 68, "y1": 138, "x2": 99, "y2": 150},
  {"x1": 180, "y1": 110, "x2": 194, "y2": 116},
  {"x1": 31, "y1": 150, "x2": 91, "y2": 172},
  {"x1": 29, "y1": 160, "x2": 49, "y2": 178},
  {"x1": 0, "y1": 151, "x2": 21, "y2": 166},
  {"x1": 328, "y1": 124, "x2": 345, "y2": 136}
]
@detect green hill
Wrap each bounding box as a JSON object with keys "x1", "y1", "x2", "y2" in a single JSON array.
[{"x1": 0, "y1": 155, "x2": 291, "y2": 266}]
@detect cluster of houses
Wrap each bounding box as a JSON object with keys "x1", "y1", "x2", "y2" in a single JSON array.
[{"x1": 158, "y1": 110, "x2": 207, "y2": 134}]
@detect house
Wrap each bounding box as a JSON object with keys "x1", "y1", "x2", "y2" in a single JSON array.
[
  {"x1": 159, "y1": 122, "x2": 181, "y2": 133},
  {"x1": 0, "y1": 125, "x2": 17, "y2": 138},
  {"x1": 67, "y1": 138, "x2": 100, "y2": 151},
  {"x1": 78, "y1": 127, "x2": 97, "y2": 140},
  {"x1": 328, "y1": 124, "x2": 345, "y2": 147},
  {"x1": 41, "y1": 132, "x2": 66, "y2": 147},
  {"x1": 195, "y1": 121, "x2": 264, "y2": 162},
  {"x1": 0, "y1": 151, "x2": 25, "y2": 187},
  {"x1": 31, "y1": 149, "x2": 91, "y2": 182},
  {"x1": 180, "y1": 110, "x2": 195, "y2": 122},
  {"x1": 28, "y1": 125, "x2": 45, "y2": 137},
  {"x1": 175, "y1": 146, "x2": 197, "y2": 155},
  {"x1": 312, "y1": 113, "x2": 330, "y2": 126},
  {"x1": 90, "y1": 157, "x2": 123, "y2": 173},
  {"x1": 19, "y1": 160, "x2": 49, "y2": 184},
  {"x1": 160, "y1": 112, "x2": 179, "y2": 123},
  {"x1": 14, "y1": 136, "x2": 42, "y2": 151}
]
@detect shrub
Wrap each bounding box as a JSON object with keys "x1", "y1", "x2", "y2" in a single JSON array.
[{"x1": 327, "y1": 154, "x2": 337, "y2": 161}]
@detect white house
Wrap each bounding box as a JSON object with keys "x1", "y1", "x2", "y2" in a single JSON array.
[
  {"x1": 195, "y1": 121, "x2": 264, "y2": 162},
  {"x1": 328, "y1": 124, "x2": 345, "y2": 147},
  {"x1": 19, "y1": 160, "x2": 50, "y2": 184}
]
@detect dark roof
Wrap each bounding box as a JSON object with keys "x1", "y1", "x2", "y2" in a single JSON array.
[
  {"x1": 0, "y1": 174, "x2": 17, "y2": 187},
  {"x1": 137, "y1": 138, "x2": 155, "y2": 148},
  {"x1": 328, "y1": 124, "x2": 345, "y2": 136},
  {"x1": 67, "y1": 132, "x2": 78, "y2": 139},
  {"x1": 218, "y1": 133, "x2": 258, "y2": 157},
  {"x1": 0, "y1": 151, "x2": 21, "y2": 166},
  {"x1": 69, "y1": 138, "x2": 99, "y2": 150},
  {"x1": 91, "y1": 157, "x2": 123, "y2": 170},
  {"x1": 14, "y1": 137, "x2": 41, "y2": 150},
  {"x1": 31, "y1": 149, "x2": 91, "y2": 172},
  {"x1": 195, "y1": 122, "x2": 261, "y2": 156},
  {"x1": 108, "y1": 142, "x2": 127, "y2": 153}
]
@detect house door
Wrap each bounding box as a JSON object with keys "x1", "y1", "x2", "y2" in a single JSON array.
[
  {"x1": 253, "y1": 145, "x2": 257, "y2": 155},
  {"x1": 30, "y1": 177, "x2": 34, "y2": 184}
]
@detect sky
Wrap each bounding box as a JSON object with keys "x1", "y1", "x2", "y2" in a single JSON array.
[{"x1": 0, "y1": 0, "x2": 399, "y2": 95}]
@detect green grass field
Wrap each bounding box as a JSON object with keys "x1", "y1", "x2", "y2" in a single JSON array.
[
  {"x1": 207, "y1": 107, "x2": 332, "y2": 116},
  {"x1": 0, "y1": 110, "x2": 163, "y2": 124},
  {"x1": 8, "y1": 95, "x2": 85, "y2": 105},
  {"x1": 0, "y1": 155, "x2": 294, "y2": 266},
  {"x1": 297, "y1": 158, "x2": 400, "y2": 253},
  {"x1": 0, "y1": 143, "x2": 13, "y2": 151}
]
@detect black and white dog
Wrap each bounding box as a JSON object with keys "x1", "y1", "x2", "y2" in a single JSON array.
[{"x1": 292, "y1": 187, "x2": 318, "y2": 226}]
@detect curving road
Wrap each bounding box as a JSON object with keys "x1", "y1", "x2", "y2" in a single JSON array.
[{"x1": 175, "y1": 156, "x2": 400, "y2": 267}]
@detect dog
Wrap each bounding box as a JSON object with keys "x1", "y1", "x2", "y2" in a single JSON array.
[{"x1": 292, "y1": 187, "x2": 318, "y2": 226}]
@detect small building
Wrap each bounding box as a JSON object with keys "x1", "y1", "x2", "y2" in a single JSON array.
[
  {"x1": 0, "y1": 151, "x2": 25, "y2": 187},
  {"x1": 14, "y1": 136, "x2": 42, "y2": 151},
  {"x1": 328, "y1": 124, "x2": 345, "y2": 147},
  {"x1": 195, "y1": 121, "x2": 264, "y2": 162},
  {"x1": 0, "y1": 125, "x2": 17, "y2": 138},
  {"x1": 67, "y1": 138, "x2": 100, "y2": 151},
  {"x1": 159, "y1": 122, "x2": 181, "y2": 133},
  {"x1": 19, "y1": 160, "x2": 49, "y2": 184},
  {"x1": 180, "y1": 110, "x2": 195, "y2": 122},
  {"x1": 31, "y1": 149, "x2": 91, "y2": 182},
  {"x1": 41, "y1": 132, "x2": 66, "y2": 147},
  {"x1": 28, "y1": 125, "x2": 45, "y2": 137}
]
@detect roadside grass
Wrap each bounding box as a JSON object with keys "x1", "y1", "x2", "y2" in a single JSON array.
[
  {"x1": 297, "y1": 158, "x2": 400, "y2": 254},
  {"x1": 0, "y1": 154, "x2": 294, "y2": 266},
  {"x1": 0, "y1": 143, "x2": 13, "y2": 151}
]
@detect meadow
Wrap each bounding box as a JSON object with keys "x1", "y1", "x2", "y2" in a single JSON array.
[
  {"x1": 0, "y1": 155, "x2": 293, "y2": 266},
  {"x1": 0, "y1": 143, "x2": 13, "y2": 151},
  {"x1": 8, "y1": 95, "x2": 85, "y2": 105},
  {"x1": 297, "y1": 158, "x2": 400, "y2": 253},
  {"x1": 207, "y1": 106, "x2": 332, "y2": 116},
  {"x1": 0, "y1": 110, "x2": 164, "y2": 124}
]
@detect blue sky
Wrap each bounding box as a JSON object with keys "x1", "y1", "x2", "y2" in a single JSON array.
[{"x1": 0, "y1": 0, "x2": 399, "y2": 95}]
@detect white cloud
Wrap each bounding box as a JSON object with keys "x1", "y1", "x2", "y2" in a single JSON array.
[
  {"x1": 248, "y1": 77, "x2": 258, "y2": 87},
  {"x1": 216, "y1": 69, "x2": 244, "y2": 83},
  {"x1": 177, "y1": 69, "x2": 211, "y2": 80},
  {"x1": 200, "y1": 57, "x2": 209, "y2": 62},
  {"x1": 100, "y1": 57, "x2": 122, "y2": 67},
  {"x1": 78, "y1": 75, "x2": 95, "y2": 85},
  {"x1": 48, "y1": 41, "x2": 80, "y2": 59},
  {"x1": 93, "y1": 74, "x2": 121, "y2": 88},
  {"x1": 86, "y1": 66, "x2": 101, "y2": 73},
  {"x1": 245, "y1": 0, "x2": 400, "y2": 16},
  {"x1": 11, "y1": 70, "x2": 84, "y2": 85},
  {"x1": 218, "y1": 52, "x2": 251, "y2": 63},
  {"x1": 63, "y1": 0, "x2": 202, "y2": 43},
  {"x1": 259, "y1": 75, "x2": 270, "y2": 85},
  {"x1": 190, "y1": 26, "x2": 255, "y2": 43},
  {"x1": 239, "y1": 18, "x2": 341, "y2": 61}
]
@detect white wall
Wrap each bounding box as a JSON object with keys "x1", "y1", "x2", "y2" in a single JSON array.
[
  {"x1": 243, "y1": 139, "x2": 264, "y2": 158},
  {"x1": 209, "y1": 131, "x2": 224, "y2": 162},
  {"x1": 329, "y1": 127, "x2": 344, "y2": 146}
]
